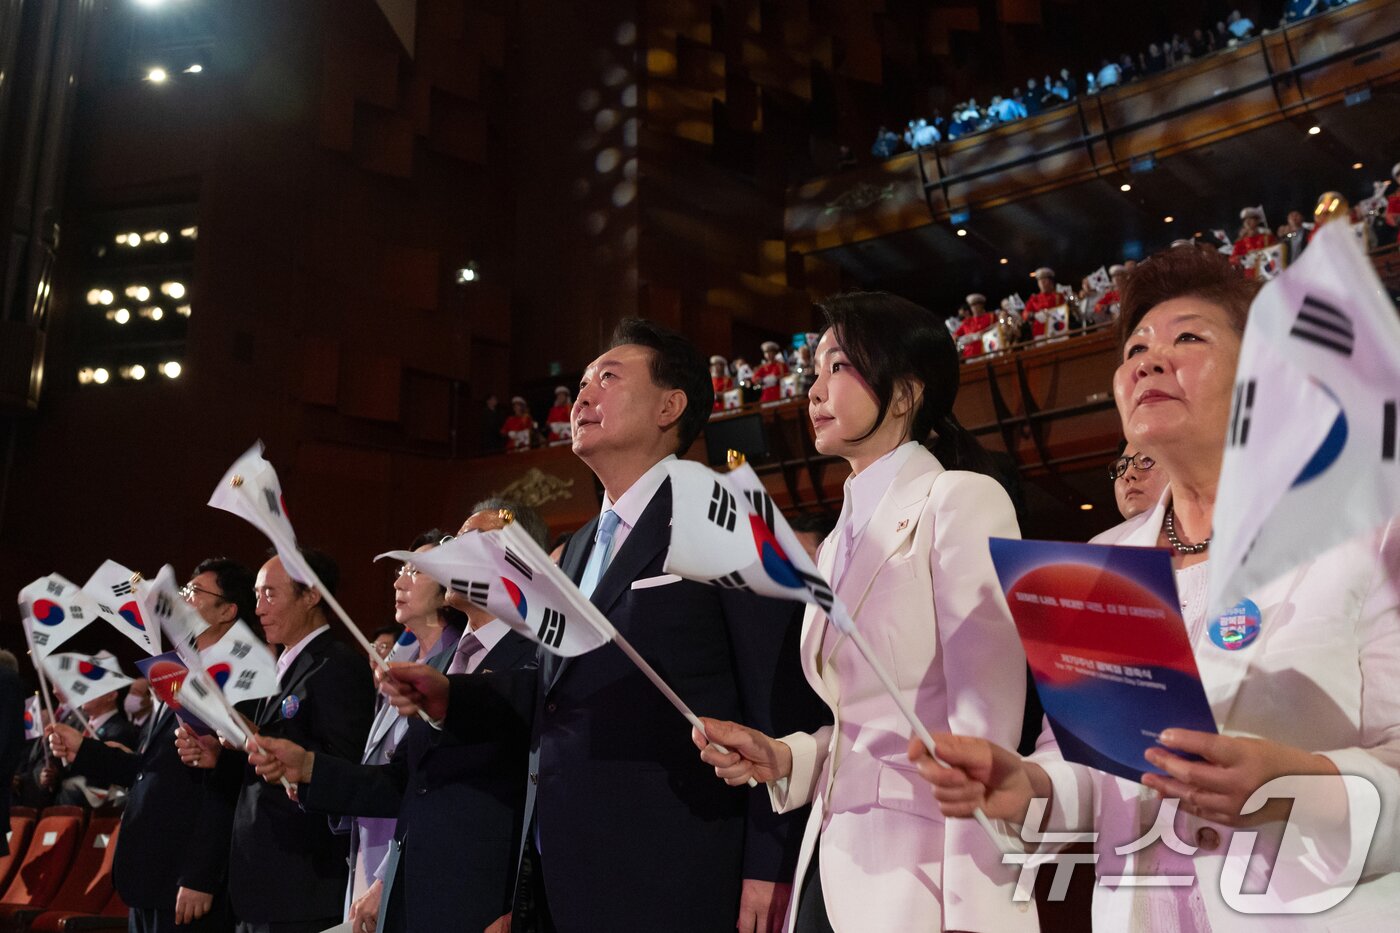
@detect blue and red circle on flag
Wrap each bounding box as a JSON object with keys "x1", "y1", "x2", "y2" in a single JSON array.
[
  {"x1": 501, "y1": 578, "x2": 529, "y2": 620},
  {"x1": 207, "y1": 662, "x2": 232, "y2": 689},
  {"x1": 118, "y1": 600, "x2": 146, "y2": 631},
  {"x1": 33, "y1": 600, "x2": 66, "y2": 626},
  {"x1": 749, "y1": 516, "x2": 802, "y2": 589},
  {"x1": 77, "y1": 660, "x2": 107, "y2": 681}
]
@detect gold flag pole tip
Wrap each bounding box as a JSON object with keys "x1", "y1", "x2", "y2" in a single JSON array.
[
  {"x1": 726, "y1": 449, "x2": 747, "y2": 470},
  {"x1": 497, "y1": 508, "x2": 516, "y2": 525}
]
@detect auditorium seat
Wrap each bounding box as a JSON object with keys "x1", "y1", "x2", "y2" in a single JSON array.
[
  {"x1": 0, "y1": 811, "x2": 39, "y2": 899},
  {"x1": 0, "y1": 809, "x2": 85, "y2": 921},
  {"x1": 11, "y1": 818, "x2": 121, "y2": 933}
]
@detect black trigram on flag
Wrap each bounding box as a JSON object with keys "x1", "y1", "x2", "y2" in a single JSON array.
[
  {"x1": 187, "y1": 678, "x2": 209, "y2": 700},
  {"x1": 110, "y1": 581, "x2": 133, "y2": 597},
  {"x1": 153, "y1": 593, "x2": 173, "y2": 619},
  {"x1": 743, "y1": 489, "x2": 775, "y2": 531},
  {"x1": 45, "y1": 580, "x2": 63, "y2": 596},
  {"x1": 450, "y1": 579, "x2": 491, "y2": 609},
  {"x1": 69, "y1": 605, "x2": 85, "y2": 621},
  {"x1": 712, "y1": 571, "x2": 749, "y2": 590},
  {"x1": 1228, "y1": 379, "x2": 1257, "y2": 447},
  {"x1": 708, "y1": 482, "x2": 737, "y2": 532},
  {"x1": 262, "y1": 487, "x2": 281, "y2": 515},
  {"x1": 235, "y1": 670, "x2": 257, "y2": 691},
  {"x1": 57, "y1": 656, "x2": 74, "y2": 672},
  {"x1": 71, "y1": 681, "x2": 88, "y2": 696},
  {"x1": 1384, "y1": 401, "x2": 1397, "y2": 463},
  {"x1": 795, "y1": 569, "x2": 835, "y2": 614},
  {"x1": 504, "y1": 548, "x2": 534, "y2": 581},
  {"x1": 1289, "y1": 295, "x2": 1354, "y2": 357},
  {"x1": 230, "y1": 641, "x2": 252, "y2": 660},
  {"x1": 537, "y1": 608, "x2": 567, "y2": 648}
]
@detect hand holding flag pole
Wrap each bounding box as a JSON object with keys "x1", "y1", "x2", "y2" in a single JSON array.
[
  {"x1": 663, "y1": 453, "x2": 1011, "y2": 849},
  {"x1": 18, "y1": 609, "x2": 60, "y2": 763}
]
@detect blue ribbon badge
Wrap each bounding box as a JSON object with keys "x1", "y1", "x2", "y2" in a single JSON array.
[{"x1": 1209, "y1": 599, "x2": 1262, "y2": 651}]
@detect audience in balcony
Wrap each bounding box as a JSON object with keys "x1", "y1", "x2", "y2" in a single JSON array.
[
  {"x1": 1228, "y1": 9, "x2": 1256, "y2": 39},
  {"x1": 545, "y1": 386, "x2": 573, "y2": 442},
  {"x1": 871, "y1": 125, "x2": 901, "y2": 159},
  {"x1": 501, "y1": 396, "x2": 538, "y2": 452}
]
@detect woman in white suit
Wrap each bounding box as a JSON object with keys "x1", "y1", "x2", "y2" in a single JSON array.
[
  {"x1": 695, "y1": 292, "x2": 1037, "y2": 932},
  {"x1": 915, "y1": 244, "x2": 1400, "y2": 931}
]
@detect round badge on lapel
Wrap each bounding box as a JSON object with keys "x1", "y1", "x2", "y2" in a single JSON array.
[
  {"x1": 281, "y1": 694, "x2": 301, "y2": 720},
  {"x1": 1209, "y1": 599, "x2": 1262, "y2": 651}
]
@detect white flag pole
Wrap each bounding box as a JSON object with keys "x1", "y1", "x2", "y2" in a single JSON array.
[
  {"x1": 497, "y1": 520, "x2": 757, "y2": 788},
  {"x1": 20, "y1": 616, "x2": 60, "y2": 760}
]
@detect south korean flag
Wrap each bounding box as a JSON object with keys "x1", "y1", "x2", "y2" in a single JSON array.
[{"x1": 1208, "y1": 221, "x2": 1400, "y2": 618}]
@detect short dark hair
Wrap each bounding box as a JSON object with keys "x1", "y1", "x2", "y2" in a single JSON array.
[
  {"x1": 1118, "y1": 244, "x2": 1260, "y2": 347},
  {"x1": 607, "y1": 318, "x2": 712, "y2": 455},
  {"x1": 192, "y1": 557, "x2": 257, "y2": 626},
  {"x1": 274, "y1": 547, "x2": 339, "y2": 622},
  {"x1": 816, "y1": 291, "x2": 995, "y2": 475},
  {"x1": 470, "y1": 498, "x2": 550, "y2": 551},
  {"x1": 788, "y1": 510, "x2": 837, "y2": 541}
]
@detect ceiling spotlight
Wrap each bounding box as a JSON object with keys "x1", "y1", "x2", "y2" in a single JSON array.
[
  {"x1": 92, "y1": 367, "x2": 110, "y2": 385},
  {"x1": 184, "y1": 64, "x2": 203, "y2": 74},
  {"x1": 454, "y1": 264, "x2": 479, "y2": 284},
  {"x1": 156, "y1": 231, "x2": 169, "y2": 243},
  {"x1": 180, "y1": 226, "x2": 198, "y2": 239},
  {"x1": 956, "y1": 228, "x2": 968, "y2": 237},
  {"x1": 149, "y1": 307, "x2": 163, "y2": 321},
  {"x1": 999, "y1": 257, "x2": 1009, "y2": 265},
  {"x1": 146, "y1": 67, "x2": 168, "y2": 83},
  {"x1": 1119, "y1": 183, "x2": 1132, "y2": 192},
  {"x1": 99, "y1": 289, "x2": 114, "y2": 304},
  {"x1": 1163, "y1": 215, "x2": 1175, "y2": 223},
  {"x1": 161, "y1": 281, "x2": 186, "y2": 299},
  {"x1": 126, "y1": 285, "x2": 151, "y2": 301},
  {"x1": 127, "y1": 364, "x2": 147, "y2": 381},
  {"x1": 175, "y1": 304, "x2": 192, "y2": 317},
  {"x1": 113, "y1": 308, "x2": 131, "y2": 324},
  {"x1": 1353, "y1": 162, "x2": 1364, "y2": 170},
  {"x1": 1079, "y1": 502, "x2": 1094, "y2": 511},
  {"x1": 1307, "y1": 125, "x2": 1321, "y2": 136},
  {"x1": 161, "y1": 361, "x2": 182, "y2": 379},
  {"x1": 86, "y1": 289, "x2": 102, "y2": 305},
  {"x1": 125, "y1": 233, "x2": 141, "y2": 247}
]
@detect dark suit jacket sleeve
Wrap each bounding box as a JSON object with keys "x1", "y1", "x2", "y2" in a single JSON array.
[
  {"x1": 70, "y1": 735, "x2": 141, "y2": 787},
  {"x1": 721, "y1": 591, "x2": 831, "y2": 882},
  {"x1": 176, "y1": 732, "x2": 242, "y2": 894},
  {"x1": 302, "y1": 748, "x2": 408, "y2": 819},
  {"x1": 302, "y1": 651, "x2": 376, "y2": 761},
  {"x1": 441, "y1": 664, "x2": 538, "y2": 746}
]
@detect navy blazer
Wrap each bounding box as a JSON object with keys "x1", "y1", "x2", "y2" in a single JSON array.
[
  {"x1": 306, "y1": 628, "x2": 537, "y2": 933},
  {"x1": 445, "y1": 479, "x2": 825, "y2": 932},
  {"x1": 74, "y1": 704, "x2": 238, "y2": 908},
  {"x1": 226, "y1": 630, "x2": 374, "y2": 924}
]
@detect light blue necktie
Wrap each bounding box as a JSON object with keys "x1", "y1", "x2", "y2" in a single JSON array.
[{"x1": 578, "y1": 509, "x2": 621, "y2": 599}]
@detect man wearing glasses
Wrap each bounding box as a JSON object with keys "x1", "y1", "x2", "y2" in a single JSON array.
[
  {"x1": 1109, "y1": 443, "x2": 1168, "y2": 521},
  {"x1": 48, "y1": 558, "x2": 256, "y2": 933}
]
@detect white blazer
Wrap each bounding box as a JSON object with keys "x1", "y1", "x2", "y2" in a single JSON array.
[
  {"x1": 1034, "y1": 489, "x2": 1400, "y2": 931},
  {"x1": 770, "y1": 445, "x2": 1038, "y2": 932}
]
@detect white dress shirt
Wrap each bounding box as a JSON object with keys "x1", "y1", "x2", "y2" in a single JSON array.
[
  {"x1": 830, "y1": 441, "x2": 920, "y2": 587},
  {"x1": 275, "y1": 624, "x2": 330, "y2": 683},
  {"x1": 597, "y1": 454, "x2": 676, "y2": 558}
]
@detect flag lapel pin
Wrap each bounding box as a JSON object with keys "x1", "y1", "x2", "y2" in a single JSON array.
[
  {"x1": 896, "y1": 519, "x2": 908, "y2": 533},
  {"x1": 231, "y1": 475, "x2": 244, "y2": 487}
]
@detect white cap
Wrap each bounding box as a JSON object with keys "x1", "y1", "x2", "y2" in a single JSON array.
[
  {"x1": 511, "y1": 395, "x2": 527, "y2": 406},
  {"x1": 554, "y1": 385, "x2": 570, "y2": 396},
  {"x1": 1108, "y1": 264, "x2": 1127, "y2": 276},
  {"x1": 1170, "y1": 238, "x2": 1195, "y2": 248},
  {"x1": 1033, "y1": 266, "x2": 1055, "y2": 279},
  {"x1": 1239, "y1": 206, "x2": 1264, "y2": 221},
  {"x1": 709, "y1": 355, "x2": 728, "y2": 366},
  {"x1": 965, "y1": 293, "x2": 986, "y2": 305},
  {"x1": 1392, "y1": 161, "x2": 1400, "y2": 181},
  {"x1": 761, "y1": 340, "x2": 781, "y2": 352}
]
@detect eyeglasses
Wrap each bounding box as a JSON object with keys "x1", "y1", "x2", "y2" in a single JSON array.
[
  {"x1": 1108, "y1": 452, "x2": 1156, "y2": 481},
  {"x1": 396, "y1": 564, "x2": 420, "y2": 581},
  {"x1": 180, "y1": 582, "x2": 228, "y2": 602}
]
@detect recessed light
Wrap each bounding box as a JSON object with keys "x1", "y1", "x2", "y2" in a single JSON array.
[
  {"x1": 1163, "y1": 215, "x2": 1174, "y2": 223},
  {"x1": 1307, "y1": 125, "x2": 1321, "y2": 136},
  {"x1": 1119, "y1": 183, "x2": 1132, "y2": 192},
  {"x1": 956, "y1": 229, "x2": 967, "y2": 237}
]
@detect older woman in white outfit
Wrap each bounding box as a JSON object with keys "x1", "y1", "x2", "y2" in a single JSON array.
[
  {"x1": 693, "y1": 292, "x2": 1037, "y2": 932},
  {"x1": 914, "y1": 244, "x2": 1400, "y2": 931}
]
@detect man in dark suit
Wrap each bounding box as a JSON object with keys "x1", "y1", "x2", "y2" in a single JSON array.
[
  {"x1": 53, "y1": 684, "x2": 143, "y2": 807},
  {"x1": 249, "y1": 503, "x2": 546, "y2": 933},
  {"x1": 221, "y1": 549, "x2": 374, "y2": 933},
  {"x1": 384, "y1": 319, "x2": 824, "y2": 933},
  {"x1": 48, "y1": 557, "x2": 257, "y2": 932}
]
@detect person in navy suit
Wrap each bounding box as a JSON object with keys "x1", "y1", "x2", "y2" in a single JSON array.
[
  {"x1": 48, "y1": 557, "x2": 256, "y2": 933},
  {"x1": 249, "y1": 503, "x2": 548, "y2": 933},
  {"x1": 382, "y1": 319, "x2": 825, "y2": 933}
]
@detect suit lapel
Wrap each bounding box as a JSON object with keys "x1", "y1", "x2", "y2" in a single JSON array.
[
  {"x1": 547, "y1": 482, "x2": 672, "y2": 693},
  {"x1": 542, "y1": 518, "x2": 597, "y2": 691},
  {"x1": 823, "y1": 449, "x2": 939, "y2": 665},
  {"x1": 259, "y1": 632, "x2": 326, "y2": 727}
]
